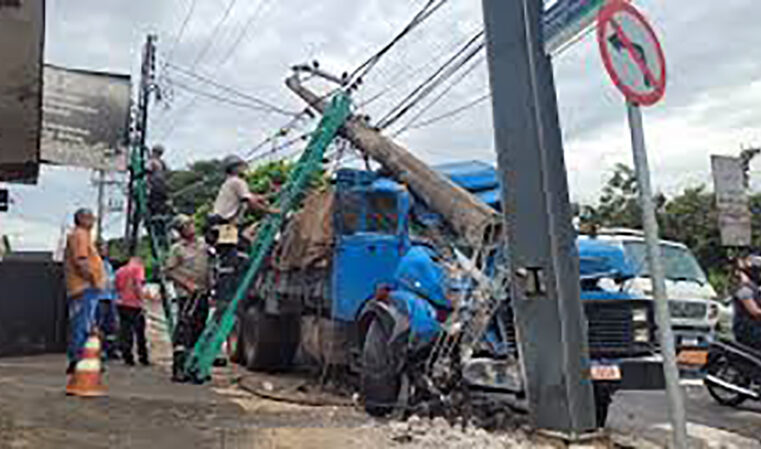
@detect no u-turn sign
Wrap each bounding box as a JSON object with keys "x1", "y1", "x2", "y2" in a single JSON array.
[{"x1": 597, "y1": 1, "x2": 666, "y2": 106}]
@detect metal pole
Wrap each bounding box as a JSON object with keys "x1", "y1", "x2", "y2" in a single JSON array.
[
  {"x1": 481, "y1": 0, "x2": 595, "y2": 433},
  {"x1": 626, "y1": 101, "x2": 688, "y2": 449}
]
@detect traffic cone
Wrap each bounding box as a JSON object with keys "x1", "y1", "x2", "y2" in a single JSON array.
[{"x1": 66, "y1": 332, "x2": 107, "y2": 397}]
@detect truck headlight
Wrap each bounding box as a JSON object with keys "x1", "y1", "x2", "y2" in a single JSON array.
[
  {"x1": 708, "y1": 303, "x2": 719, "y2": 321},
  {"x1": 632, "y1": 307, "x2": 648, "y2": 323},
  {"x1": 633, "y1": 327, "x2": 650, "y2": 343}
]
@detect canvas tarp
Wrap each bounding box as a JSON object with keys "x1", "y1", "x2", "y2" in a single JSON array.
[{"x1": 273, "y1": 188, "x2": 335, "y2": 271}]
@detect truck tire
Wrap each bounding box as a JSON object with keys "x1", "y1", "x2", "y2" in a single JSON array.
[
  {"x1": 362, "y1": 319, "x2": 401, "y2": 417},
  {"x1": 241, "y1": 305, "x2": 300, "y2": 371}
]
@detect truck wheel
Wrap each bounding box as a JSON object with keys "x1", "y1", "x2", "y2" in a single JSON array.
[
  {"x1": 362, "y1": 319, "x2": 401, "y2": 417},
  {"x1": 241, "y1": 305, "x2": 300, "y2": 371}
]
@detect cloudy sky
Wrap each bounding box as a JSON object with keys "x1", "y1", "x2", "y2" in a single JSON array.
[{"x1": 3, "y1": 0, "x2": 761, "y2": 250}]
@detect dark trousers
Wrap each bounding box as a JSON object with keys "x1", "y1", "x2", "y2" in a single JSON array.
[
  {"x1": 172, "y1": 293, "x2": 209, "y2": 380},
  {"x1": 118, "y1": 305, "x2": 148, "y2": 364}
]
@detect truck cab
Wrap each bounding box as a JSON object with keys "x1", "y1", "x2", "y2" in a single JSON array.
[{"x1": 578, "y1": 229, "x2": 720, "y2": 360}]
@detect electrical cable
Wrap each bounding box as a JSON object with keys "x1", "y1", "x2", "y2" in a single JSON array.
[
  {"x1": 169, "y1": 79, "x2": 281, "y2": 112},
  {"x1": 166, "y1": 62, "x2": 299, "y2": 116},
  {"x1": 392, "y1": 55, "x2": 485, "y2": 137},
  {"x1": 396, "y1": 92, "x2": 491, "y2": 134},
  {"x1": 188, "y1": 0, "x2": 240, "y2": 71},
  {"x1": 164, "y1": 0, "x2": 199, "y2": 65},
  {"x1": 347, "y1": 0, "x2": 449, "y2": 88},
  {"x1": 375, "y1": 30, "x2": 484, "y2": 130}
]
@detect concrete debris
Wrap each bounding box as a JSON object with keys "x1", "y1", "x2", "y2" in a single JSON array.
[{"x1": 383, "y1": 415, "x2": 553, "y2": 449}]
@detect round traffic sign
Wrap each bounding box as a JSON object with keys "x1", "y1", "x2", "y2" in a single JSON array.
[{"x1": 597, "y1": 1, "x2": 666, "y2": 106}]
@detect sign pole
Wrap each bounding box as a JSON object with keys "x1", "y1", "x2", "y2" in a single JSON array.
[{"x1": 626, "y1": 101, "x2": 688, "y2": 449}]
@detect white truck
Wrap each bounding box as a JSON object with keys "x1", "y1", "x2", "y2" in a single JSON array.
[{"x1": 578, "y1": 228, "x2": 720, "y2": 367}]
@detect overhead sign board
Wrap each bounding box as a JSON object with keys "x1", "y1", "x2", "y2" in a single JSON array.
[
  {"x1": 0, "y1": 0, "x2": 45, "y2": 184},
  {"x1": 40, "y1": 65, "x2": 131, "y2": 172},
  {"x1": 544, "y1": 0, "x2": 628, "y2": 55},
  {"x1": 711, "y1": 155, "x2": 751, "y2": 247},
  {"x1": 597, "y1": 1, "x2": 666, "y2": 106}
]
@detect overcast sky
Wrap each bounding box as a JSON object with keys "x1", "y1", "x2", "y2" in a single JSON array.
[{"x1": 3, "y1": 0, "x2": 761, "y2": 250}]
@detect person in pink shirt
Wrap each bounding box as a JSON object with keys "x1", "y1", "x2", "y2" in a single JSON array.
[{"x1": 115, "y1": 256, "x2": 149, "y2": 366}]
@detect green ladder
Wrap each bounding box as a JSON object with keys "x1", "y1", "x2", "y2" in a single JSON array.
[
  {"x1": 129, "y1": 145, "x2": 176, "y2": 336},
  {"x1": 183, "y1": 92, "x2": 352, "y2": 382}
]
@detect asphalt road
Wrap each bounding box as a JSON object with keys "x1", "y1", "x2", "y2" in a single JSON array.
[{"x1": 608, "y1": 382, "x2": 761, "y2": 447}]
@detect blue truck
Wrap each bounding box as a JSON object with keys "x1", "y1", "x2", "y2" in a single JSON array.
[{"x1": 233, "y1": 164, "x2": 665, "y2": 426}]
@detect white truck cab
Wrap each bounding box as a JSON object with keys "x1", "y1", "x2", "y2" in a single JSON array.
[{"x1": 579, "y1": 228, "x2": 720, "y2": 355}]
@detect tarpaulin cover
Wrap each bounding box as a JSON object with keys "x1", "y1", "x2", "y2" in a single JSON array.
[
  {"x1": 577, "y1": 238, "x2": 634, "y2": 279},
  {"x1": 273, "y1": 188, "x2": 335, "y2": 270}
]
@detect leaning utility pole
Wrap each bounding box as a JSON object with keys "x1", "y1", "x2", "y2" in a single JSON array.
[
  {"x1": 480, "y1": 0, "x2": 596, "y2": 434},
  {"x1": 285, "y1": 75, "x2": 502, "y2": 249},
  {"x1": 125, "y1": 34, "x2": 158, "y2": 255}
]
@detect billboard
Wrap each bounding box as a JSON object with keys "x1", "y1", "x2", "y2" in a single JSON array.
[
  {"x1": 40, "y1": 65, "x2": 131, "y2": 171},
  {"x1": 711, "y1": 155, "x2": 751, "y2": 247},
  {"x1": 0, "y1": 0, "x2": 45, "y2": 184}
]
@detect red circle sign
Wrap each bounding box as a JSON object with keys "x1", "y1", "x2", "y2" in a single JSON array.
[{"x1": 597, "y1": 1, "x2": 666, "y2": 106}]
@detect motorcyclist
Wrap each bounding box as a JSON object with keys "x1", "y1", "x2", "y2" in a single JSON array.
[{"x1": 733, "y1": 254, "x2": 761, "y2": 351}]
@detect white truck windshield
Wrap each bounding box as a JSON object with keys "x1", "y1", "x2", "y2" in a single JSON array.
[{"x1": 623, "y1": 242, "x2": 707, "y2": 285}]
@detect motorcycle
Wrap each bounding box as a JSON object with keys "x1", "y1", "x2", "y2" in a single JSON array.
[{"x1": 704, "y1": 338, "x2": 761, "y2": 406}]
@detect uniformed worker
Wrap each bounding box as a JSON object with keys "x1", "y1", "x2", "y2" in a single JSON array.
[
  {"x1": 165, "y1": 214, "x2": 211, "y2": 382},
  {"x1": 733, "y1": 255, "x2": 761, "y2": 351}
]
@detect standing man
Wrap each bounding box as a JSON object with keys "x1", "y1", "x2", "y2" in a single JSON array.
[
  {"x1": 733, "y1": 255, "x2": 761, "y2": 350},
  {"x1": 96, "y1": 241, "x2": 120, "y2": 361},
  {"x1": 115, "y1": 256, "x2": 150, "y2": 366},
  {"x1": 146, "y1": 145, "x2": 171, "y2": 250},
  {"x1": 165, "y1": 214, "x2": 211, "y2": 382},
  {"x1": 63, "y1": 208, "x2": 105, "y2": 374}
]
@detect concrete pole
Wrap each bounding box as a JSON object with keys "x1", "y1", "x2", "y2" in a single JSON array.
[
  {"x1": 480, "y1": 0, "x2": 596, "y2": 433},
  {"x1": 285, "y1": 76, "x2": 502, "y2": 248},
  {"x1": 626, "y1": 102, "x2": 688, "y2": 449}
]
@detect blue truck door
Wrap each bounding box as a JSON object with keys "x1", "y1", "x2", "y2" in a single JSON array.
[{"x1": 332, "y1": 235, "x2": 404, "y2": 322}]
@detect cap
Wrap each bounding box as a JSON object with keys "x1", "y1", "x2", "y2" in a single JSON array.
[{"x1": 172, "y1": 214, "x2": 193, "y2": 230}]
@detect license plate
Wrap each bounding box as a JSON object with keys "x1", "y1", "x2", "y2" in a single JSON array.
[
  {"x1": 677, "y1": 349, "x2": 708, "y2": 366},
  {"x1": 682, "y1": 337, "x2": 700, "y2": 347},
  {"x1": 590, "y1": 364, "x2": 622, "y2": 381}
]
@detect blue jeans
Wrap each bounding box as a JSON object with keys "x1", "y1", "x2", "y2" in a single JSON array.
[
  {"x1": 67, "y1": 288, "x2": 100, "y2": 364},
  {"x1": 96, "y1": 299, "x2": 120, "y2": 360}
]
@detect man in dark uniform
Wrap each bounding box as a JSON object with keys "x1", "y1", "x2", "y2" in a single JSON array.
[{"x1": 733, "y1": 255, "x2": 761, "y2": 351}]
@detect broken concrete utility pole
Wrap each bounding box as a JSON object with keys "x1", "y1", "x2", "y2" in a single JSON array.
[{"x1": 285, "y1": 75, "x2": 502, "y2": 248}]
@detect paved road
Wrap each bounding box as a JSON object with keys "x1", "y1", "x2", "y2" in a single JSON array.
[{"x1": 609, "y1": 383, "x2": 761, "y2": 447}]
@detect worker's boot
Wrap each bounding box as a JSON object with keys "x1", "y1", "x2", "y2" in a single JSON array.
[{"x1": 172, "y1": 348, "x2": 188, "y2": 383}]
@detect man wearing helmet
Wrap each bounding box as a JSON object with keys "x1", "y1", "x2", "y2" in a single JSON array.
[
  {"x1": 733, "y1": 254, "x2": 761, "y2": 350},
  {"x1": 213, "y1": 155, "x2": 278, "y2": 223},
  {"x1": 165, "y1": 214, "x2": 211, "y2": 381}
]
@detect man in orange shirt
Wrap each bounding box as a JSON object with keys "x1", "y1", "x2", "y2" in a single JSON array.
[{"x1": 64, "y1": 208, "x2": 105, "y2": 374}]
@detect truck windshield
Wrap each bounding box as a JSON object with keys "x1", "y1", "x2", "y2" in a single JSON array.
[
  {"x1": 623, "y1": 242, "x2": 707, "y2": 285},
  {"x1": 337, "y1": 191, "x2": 398, "y2": 235}
]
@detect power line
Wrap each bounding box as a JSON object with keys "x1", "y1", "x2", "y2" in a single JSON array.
[
  {"x1": 375, "y1": 30, "x2": 484, "y2": 130},
  {"x1": 347, "y1": 0, "x2": 449, "y2": 88},
  {"x1": 396, "y1": 92, "x2": 491, "y2": 134},
  {"x1": 188, "y1": 0, "x2": 240, "y2": 71},
  {"x1": 169, "y1": 79, "x2": 282, "y2": 112},
  {"x1": 165, "y1": 0, "x2": 199, "y2": 64},
  {"x1": 392, "y1": 55, "x2": 485, "y2": 137},
  {"x1": 217, "y1": 0, "x2": 271, "y2": 67},
  {"x1": 165, "y1": 62, "x2": 299, "y2": 116}
]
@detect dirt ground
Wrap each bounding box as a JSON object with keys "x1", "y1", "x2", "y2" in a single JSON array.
[{"x1": 0, "y1": 304, "x2": 755, "y2": 449}]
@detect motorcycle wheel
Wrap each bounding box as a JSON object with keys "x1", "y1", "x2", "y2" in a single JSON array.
[
  {"x1": 705, "y1": 353, "x2": 749, "y2": 407},
  {"x1": 362, "y1": 319, "x2": 401, "y2": 417}
]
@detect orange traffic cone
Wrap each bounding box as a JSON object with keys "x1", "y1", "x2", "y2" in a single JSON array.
[{"x1": 66, "y1": 332, "x2": 107, "y2": 397}]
